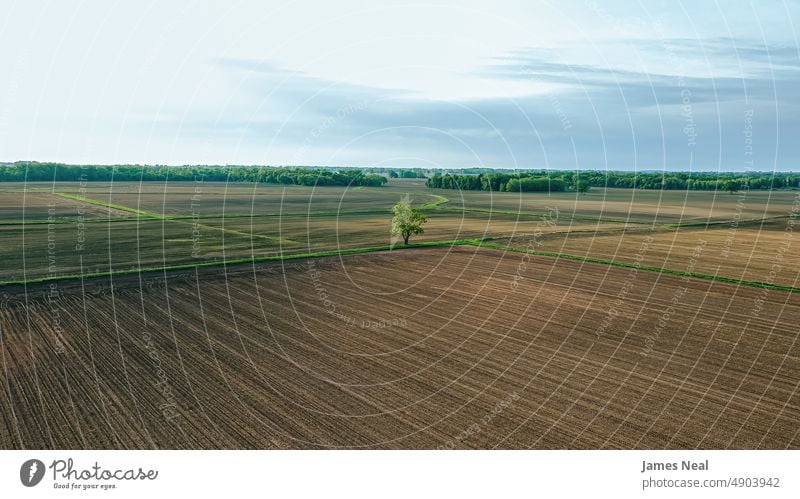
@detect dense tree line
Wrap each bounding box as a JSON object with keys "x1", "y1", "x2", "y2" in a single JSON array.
[
  {"x1": 572, "y1": 170, "x2": 800, "y2": 191},
  {"x1": 0, "y1": 162, "x2": 388, "y2": 187},
  {"x1": 426, "y1": 170, "x2": 800, "y2": 192},
  {"x1": 4, "y1": 162, "x2": 797, "y2": 192},
  {"x1": 388, "y1": 169, "x2": 427, "y2": 179},
  {"x1": 426, "y1": 172, "x2": 566, "y2": 192}
]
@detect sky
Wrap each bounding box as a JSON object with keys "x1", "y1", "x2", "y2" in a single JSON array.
[{"x1": 1, "y1": 0, "x2": 798, "y2": 170}]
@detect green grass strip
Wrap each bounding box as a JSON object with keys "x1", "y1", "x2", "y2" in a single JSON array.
[
  {"x1": 0, "y1": 208, "x2": 394, "y2": 226},
  {"x1": 55, "y1": 192, "x2": 163, "y2": 219},
  {"x1": 666, "y1": 215, "x2": 791, "y2": 228},
  {"x1": 470, "y1": 241, "x2": 800, "y2": 294},
  {"x1": 420, "y1": 194, "x2": 450, "y2": 210},
  {"x1": 435, "y1": 206, "x2": 648, "y2": 225},
  {"x1": 4, "y1": 235, "x2": 797, "y2": 294},
  {"x1": 171, "y1": 219, "x2": 296, "y2": 245},
  {"x1": 0, "y1": 238, "x2": 482, "y2": 288}
]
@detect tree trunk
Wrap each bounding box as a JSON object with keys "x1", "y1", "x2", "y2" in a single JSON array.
[{"x1": 403, "y1": 234, "x2": 410, "y2": 245}]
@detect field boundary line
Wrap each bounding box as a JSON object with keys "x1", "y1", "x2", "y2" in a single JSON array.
[
  {"x1": 175, "y1": 219, "x2": 296, "y2": 245},
  {"x1": 436, "y1": 206, "x2": 648, "y2": 225},
  {"x1": 0, "y1": 208, "x2": 394, "y2": 225},
  {"x1": 666, "y1": 215, "x2": 791, "y2": 228},
  {"x1": 56, "y1": 193, "x2": 295, "y2": 244},
  {"x1": 420, "y1": 194, "x2": 450, "y2": 210},
  {"x1": 5, "y1": 236, "x2": 797, "y2": 294},
  {"x1": 471, "y1": 241, "x2": 800, "y2": 294},
  {"x1": 0, "y1": 239, "x2": 482, "y2": 288},
  {"x1": 54, "y1": 192, "x2": 163, "y2": 219}
]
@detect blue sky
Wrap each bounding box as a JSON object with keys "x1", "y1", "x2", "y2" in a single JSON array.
[{"x1": 1, "y1": 0, "x2": 798, "y2": 170}]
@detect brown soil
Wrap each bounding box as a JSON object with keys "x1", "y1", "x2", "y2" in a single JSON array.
[{"x1": 1, "y1": 247, "x2": 798, "y2": 449}]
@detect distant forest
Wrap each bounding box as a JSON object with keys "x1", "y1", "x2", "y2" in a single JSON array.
[
  {"x1": 2, "y1": 162, "x2": 798, "y2": 192},
  {"x1": 426, "y1": 170, "x2": 800, "y2": 192},
  {"x1": 0, "y1": 162, "x2": 387, "y2": 187}
]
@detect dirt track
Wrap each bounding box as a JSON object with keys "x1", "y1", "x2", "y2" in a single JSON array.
[{"x1": 1, "y1": 247, "x2": 798, "y2": 449}]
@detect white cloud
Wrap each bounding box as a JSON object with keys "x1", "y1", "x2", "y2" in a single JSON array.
[{"x1": 0, "y1": 0, "x2": 797, "y2": 168}]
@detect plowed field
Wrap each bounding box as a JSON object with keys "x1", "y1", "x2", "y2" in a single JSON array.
[{"x1": 1, "y1": 247, "x2": 798, "y2": 449}]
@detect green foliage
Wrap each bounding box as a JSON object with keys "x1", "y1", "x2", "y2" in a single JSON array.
[
  {"x1": 391, "y1": 199, "x2": 428, "y2": 244},
  {"x1": 399, "y1": 169, "x2": 426, "y2": 179},
  {"x1": 425, "y1": 170, "x2": 800, "y2": 192},
  {"x1": 506, "y1": 177, "x2": 566, "y2": 192},
  {"x1": 5, "y1": 162, "x2": 797, "y2": 193},
  {"x1": 0, "y1": 162, "x2": 388, "y2": 187},
  {"x1": 723, "y1": 179, "x2": 739, "y2": 194},
  {"x1": 428, "y1": 172, "x2": 565, "y2": 192}
]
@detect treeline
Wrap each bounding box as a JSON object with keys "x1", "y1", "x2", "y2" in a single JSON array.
[
  {"x1": 573, "y1": 171, "x2": 800, "y2": 190},
  {"x1": 426, "y1": 170, "x2": 800, "y2": 192},
  {"x1": 4, "y1": 162, "x2": 798, "y2": 191},
  {"x1": 0, "y1": 162, "x2": 388, "y2": 187},
  {"x1": 426, "y1": 173, "x2": 567, "y2": 192},
  {"x1": 388, "y1": 169, "x2": 427, "y2": 179}
]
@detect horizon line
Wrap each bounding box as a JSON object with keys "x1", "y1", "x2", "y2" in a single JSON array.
[{"x1": 2, "y1": 160, "x2": 798, "y2": 174}]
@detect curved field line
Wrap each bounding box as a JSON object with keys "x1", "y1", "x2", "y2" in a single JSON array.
[
  {"x1": 420, "y1": 194, "x2": 450, "y2": 210},
  {"x1": 471, "y1": 241, "x2": 800, "y2": 294},
  {"x1": 0, "y1": 239, "x2": 482, "y2": 288},
  {"x1": 5, "y1": 190, "x2": 797, "y2": 294},
  {"x1": 54, "y1": 192, "x2": 163, "y2": 219},
  {"x1": 55, "y1": 192, "x2": 294, "y2": 244},
  {"x1": 1, "y1": 238, "x2": 799, "y2": 295}
]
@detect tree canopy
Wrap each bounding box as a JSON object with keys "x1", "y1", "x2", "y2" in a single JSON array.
[
  {"x1": 391, "y1": 199, "x2": 428, "y2": 245},
  {"x1": 425, "y1": 170, "x2": 799, "y2": 192},
  {"x1": 0, "y1": 162, "x2": 388, "y2": 187}
]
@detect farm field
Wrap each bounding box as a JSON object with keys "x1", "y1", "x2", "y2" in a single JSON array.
[
  {"x1": 495, "y1": 218, "x2": 800, "y2": 288},
  {"x1": 21, "y1": 180, "x2": 439, "y2": 217},
  {"x1": 4, "y1": 6, "x2": 800, "y2": 493},
  {"x1": 1, "y1": 247, "x2": 798, "y2": 449},
  {"x1": 0, "y1": 188, "x2": 131, "y2": 221},
  {"x1": 433, "y1": 186, "x2": 799, "y2": 224},
  {"x1": 0, "y1": 179, "x2": 631, "y2": 281},
  {"x1": 0, "y1": 209, "x2": 626, "y2": 281},
  {"x1": 2, "y1": 180, "x2": 797, "y2": 287},
  {"x1": 0, "y1": 219, "x2": 258, "y2": 282},
  {"x1": 6, "y1": 181, "x2": 796, "y2": 224},
  {"x1": 199, "y1": 211, "x2": 625, "y2": 252},
  {"x1": 2, "y1": 179, "x2": 799, "y2": 450}
]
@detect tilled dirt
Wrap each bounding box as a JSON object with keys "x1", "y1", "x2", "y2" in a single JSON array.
[{"x1": 1, "y1": 246, "x2": 798, "y2": 449}]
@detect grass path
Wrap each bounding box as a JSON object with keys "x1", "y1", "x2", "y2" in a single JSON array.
[
  {"x1": 2, "y1": 192, "x2": 449, "y2": 225},
  {"x1": 470, "y1": 241, "x2": 800, "y2": 294},
  {"x1": 1, "y1": 236, "x2": 798, "y2": 295},
  {"x1": 54, "y1": 192, "x2": 163, "y2": 219},
  {"x1": 5, "y1": 191, "x2": 785, "y2": 231},
  {"x1": 3, "y1": 192, "x2": 797, "y2": 294},
  {"x1": 420, "y1": 193, "x2": 450, "y2": 210},
  {"x1": 55, "y1": 192, "x2": 293, "y2": 244},
  {"x1": 177, "y1": 219, "x2": 296, "y2": 245},
  {"x1": 0, "y1": 239, "x2": 480, "y2": 287}
]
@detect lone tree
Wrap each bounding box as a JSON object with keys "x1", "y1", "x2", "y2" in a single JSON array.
[
  {"x1": 391, "y1": 199, "x2": 428, "y2": 245},
  {"x1": 575, "y1": 179, "x2": 590, "y2": 194}
]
